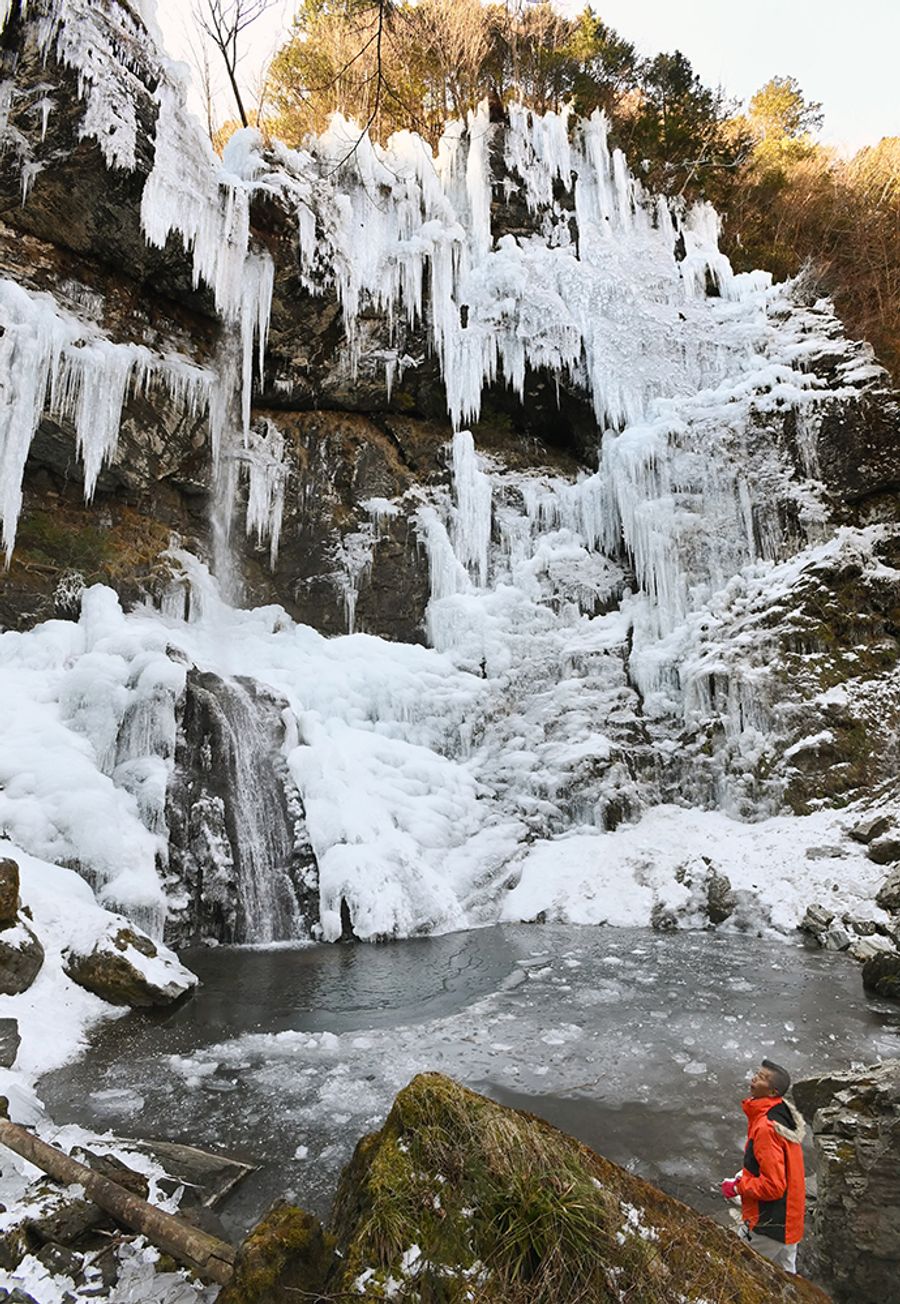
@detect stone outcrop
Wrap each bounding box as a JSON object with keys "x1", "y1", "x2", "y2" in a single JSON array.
[
  {"x1": 876, "y1": 866, "x2": 900, "y2": 913},
  {"x1": 793, "y1": 1060, "x2": 900, "y2": 1304},
  {"x1": 225, "y1": 1073, "x2": 828, "y2": 1303},
  {"x1": 861, "y1": 951, "x2": 900, "y2": 1000},
  {"x1": 63, "y1": 924, "x2": 196, "y2": 1008},
  {"x1": 0, "y1": 859, "x2": 44, "y2": 995}
]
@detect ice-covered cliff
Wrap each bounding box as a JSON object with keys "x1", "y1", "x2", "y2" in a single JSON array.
[{"x1": 0, "y1": 0, "x2": 897, "y2": 944}]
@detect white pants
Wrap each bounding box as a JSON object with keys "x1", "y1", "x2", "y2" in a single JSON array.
[{"x1": 741, "y1": 1224, "x2": 798, "y2": 1273}]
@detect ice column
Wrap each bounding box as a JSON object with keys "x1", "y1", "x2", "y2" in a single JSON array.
[{"x1": 451, "y1": 431, "x2": 492, "y2": 587}]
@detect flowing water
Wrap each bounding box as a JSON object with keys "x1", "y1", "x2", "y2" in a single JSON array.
[{"x1": 40, "y1": 926, "x2": 900, "y2": 1240}]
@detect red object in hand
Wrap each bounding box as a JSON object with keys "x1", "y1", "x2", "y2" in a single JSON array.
[{"x1": 721, "y1": 1178, "x2": 741, "y2": 1200}]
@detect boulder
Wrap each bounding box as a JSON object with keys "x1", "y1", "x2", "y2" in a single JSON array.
[
  {"x1": 843, "y1": 914, "x2": 877, "y2": 936},
  {"x1": 849, "y1": 814, "x2": 893, "y2": 844},
  {"x1": 216, "y1": 1203, "x2": 334, "y2": 1304},
  {"x1": 0, "y1": 860, "x2": 20, "y2": 928},
  {"x1": 848, "y1": 934, "x2": 896, "y2": 963},
  {"x1": 793, "y1": 1060, "x2": 900, "y2": 1304},
  {"x1": 823, "y1": 924, "x2": 851, "y2": 951},
  {"x1": 706, "y1": 868, "x2": 738, "y2": 925},
  {"x1": 0, "y1": 918, "x2": 44, "y2": 995},
  {"x1": 63, "y1": 926, "x2": 197, "y2": 1008},
  {"x1": 867, "y1": 835, "x2": 900, "y2": 866},
  {"x1": 653, "y1": 858, "x2": 737, "y2": 931},
  {"x1": 861, "y1": 951, "x2": 900, "y2": 1001},
  {"x1": 0, "y1": 1019, "x2": 20, "y2": 1068},
  {"x1": 303, "y1": 1073, "x2": 827, "y2": 1302},
  {"x1": 799, "y1": 903, "x2": 834, "y2": 938},
  {"x1": 875, "y1": 867, "x2": 900, "y2": 913}
]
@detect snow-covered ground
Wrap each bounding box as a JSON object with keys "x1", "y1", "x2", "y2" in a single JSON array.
[{"x1": 0, "y1": 841, "x2": 205, "y2": 1302}]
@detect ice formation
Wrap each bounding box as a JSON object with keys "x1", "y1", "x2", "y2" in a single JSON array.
[
  {"x1": 0, "y1": 0, "x2": 896, "y2": 949},
  {"x1": 0, "y1": 276, "x2": 213, "y2": 560}
]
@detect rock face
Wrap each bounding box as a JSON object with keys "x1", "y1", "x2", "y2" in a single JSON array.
[
  {"x1": 227, "y1": 1073, "x2": 828, "y2": 1303},
  {"x1": 63, "y1": 925, "x2": 196, "y2": 1008},
  {"x1": 793, "y1": 1060, "x2": 900, "y2": 1304}
]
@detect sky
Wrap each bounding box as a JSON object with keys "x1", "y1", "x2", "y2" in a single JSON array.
[{"x1": 155, "y1": 0, "x2": 900, "y2": 155}]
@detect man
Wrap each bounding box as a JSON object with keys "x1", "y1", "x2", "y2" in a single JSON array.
[{"x1": 720, "y1": 1058, "x2": 806, "y2": 1273}]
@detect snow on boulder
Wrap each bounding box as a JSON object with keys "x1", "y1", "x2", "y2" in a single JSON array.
[
  {"x1": 63, "y1": 926, "x2": 196, "y2": 1009},
  {"x1": 0, "y1": 842, "x2": 197, "y2": 1085},
  {"x1": 0, "y1": 919, "x2": 44, "y2": 998}
]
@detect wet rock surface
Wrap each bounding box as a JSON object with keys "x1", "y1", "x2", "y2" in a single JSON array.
[
  {"x1": 164, "y1": 668, "x2": 318, "y2": 945},
  {"x1": 793, "y1": 1059, "x2": 900, "y2": 1304}
]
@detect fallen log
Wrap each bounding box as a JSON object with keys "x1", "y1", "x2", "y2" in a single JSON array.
[{"x1": 0, "y1": 1117, "x2": 235, "y2": 1285}]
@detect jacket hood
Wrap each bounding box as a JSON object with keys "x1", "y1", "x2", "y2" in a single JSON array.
[{"x1": 771, "y1": 1098, "x2": 806, "y2": 1145}]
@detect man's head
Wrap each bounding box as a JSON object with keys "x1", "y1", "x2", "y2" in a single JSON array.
[{"x1": 749, "y1": 1058, "x2": 791, "y2": 1099}]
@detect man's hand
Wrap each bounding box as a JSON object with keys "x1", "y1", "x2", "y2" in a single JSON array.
[{"x1": 721, "y1": 1177, "x2": 741, "y2": 1200}]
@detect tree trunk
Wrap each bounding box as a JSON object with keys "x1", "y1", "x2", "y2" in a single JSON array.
[{"x1": 0, "y1": 1118, "x2": 235, "y2": 1286}]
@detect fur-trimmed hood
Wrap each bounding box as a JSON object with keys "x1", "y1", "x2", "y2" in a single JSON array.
[{"x1": 771, "y1": 1097, "x2": 806, "y2": 1145}]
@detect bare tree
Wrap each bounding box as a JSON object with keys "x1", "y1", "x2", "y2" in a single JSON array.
[{"x1": 193, "y1": 0, "x2": 278, "y2": 129}]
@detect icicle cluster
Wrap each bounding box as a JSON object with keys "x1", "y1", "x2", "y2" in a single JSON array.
[{"x1": 0, "y1": 277, "x2": 213, "y2": 560}]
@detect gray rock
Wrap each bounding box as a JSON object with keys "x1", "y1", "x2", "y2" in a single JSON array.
[
  {"x1": 706, "y1": 869, "x2": 737, "y2": 925},
  {"x1": 861, "y1": 951, "x2": 900, "y2": 1001},
  {"x1": 867, "y1": 835, "x2": 900, "y2": 866},
  {"x1": 0, "y1": 917, "x2": 44, "y2": 995},
  {"x1": 875, "y1": 868, "x2": 900, "y2": 913},
  {"x1": 823, "y1": 924, "x2": 852, "y2": 951},
  {"x1": 849, "y1": 814, "x2": 894, "y2": 844},
  {"x1": 799, "y1": 903, "x2": 834, "y2": 937},
  {"x1": 848, "y1": 935, "x2": 895, "y2": 963},
  {"x1": 843, "y1": 915, "x2": 877, "y2": 936},
  {"x1": 793, "y1": 1060, "x2": 900, "y2": 1303},
  {"x1": 0, "y1": 860, "x2": 20, "y2": 929},
  {"x1": 0, "y1": 1020, "x2": 20, "y2": 1068},
  {"x1": 805, "y1": 844, "x2": 847, "y2": 859}
]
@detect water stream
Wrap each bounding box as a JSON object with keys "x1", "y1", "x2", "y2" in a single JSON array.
[{"x1": 40, "y1": 926, "x2": 900, "y2": 1241}]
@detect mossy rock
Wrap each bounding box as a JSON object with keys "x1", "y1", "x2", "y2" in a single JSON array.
[
  {"x1": 217, "y1": 1202, "x2": 335, "y2": 1304},
  {"x1": 325, "y1": 1072, "x2": 829, "y2": 1303}
]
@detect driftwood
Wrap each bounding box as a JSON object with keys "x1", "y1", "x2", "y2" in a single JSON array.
[{"x1": 0, "y1": 1117, "x2": 236, "y2": 1285}]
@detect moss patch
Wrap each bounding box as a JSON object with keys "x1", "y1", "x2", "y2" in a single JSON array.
[
  {"x1": 217, "y1": 1202, "x2": 335, "y2": 1304},
  {"x1": 3, "y1": 500, "x2": 176, "y2": 626}
]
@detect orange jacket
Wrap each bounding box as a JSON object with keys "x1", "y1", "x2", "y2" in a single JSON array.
[{"x1": 738, "y1": 1095, "x2": 806, "y2": 1245}]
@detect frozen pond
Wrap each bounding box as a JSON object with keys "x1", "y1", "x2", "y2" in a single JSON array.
[{"x1": 41, "y1": 925, "x2": 900, "y2": 1238}]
